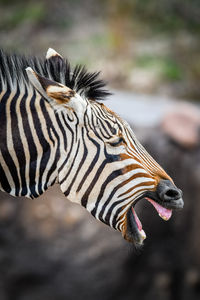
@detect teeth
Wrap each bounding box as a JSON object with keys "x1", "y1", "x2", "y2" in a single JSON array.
[
  {"x1": 159, "y1": 214, "x2": 168, "y2": 221},
  {"x1": 140, "y1": 229, "x2": 146, "y2": 240}
]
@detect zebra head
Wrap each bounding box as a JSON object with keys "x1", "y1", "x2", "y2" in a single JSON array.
[{"x1": 26, "y1": 49, "x2": 183, "y2": 246}]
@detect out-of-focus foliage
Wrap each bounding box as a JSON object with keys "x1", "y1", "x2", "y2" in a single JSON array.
[
  {"x1": 0, "y1": 2, "x2": 45, "y2": 30},
  {"x1": 135, "y1": 56, "x2": 183, "y2": 81},
  {"x1": 114, "y1": 0, "x2": 200, "y2": 32},
  {"x1": 0, "y1": 0, "x2": 200, "y2": 99}
]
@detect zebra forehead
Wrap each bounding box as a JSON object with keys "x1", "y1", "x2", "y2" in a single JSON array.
[
  {"x1": 0, "y1": 48, "x2": 111, "y2": 101},
  {"x1": 95, "y1": 102, "x2": 131, "y2": 131}
]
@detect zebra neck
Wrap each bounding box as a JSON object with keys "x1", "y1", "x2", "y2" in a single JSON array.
[{"x1": 0, "y1": 85, "x2": 63, "y2": 198}]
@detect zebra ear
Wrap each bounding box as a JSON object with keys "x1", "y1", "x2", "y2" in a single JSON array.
[
  {"x1": 25, "y1": 67, "x2": 87, "y2": 115},
  {"x1": 46, "y1": 48, "x2": 63, "y2": 61},
  {"x1": 26, "y1": 67, "x2": 75, "y2": 104}
]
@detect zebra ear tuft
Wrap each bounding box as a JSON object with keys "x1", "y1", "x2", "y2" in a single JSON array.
[
  {"x1": 26, "y1": 67, "x2": 75, "y2": 104},
  {"x1": 46, "y1": 48, "x2": 63, "y2": 60}
]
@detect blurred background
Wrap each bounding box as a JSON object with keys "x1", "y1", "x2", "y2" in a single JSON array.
[{"x1": 0, "y1": 0, "x2": 200, "y2": 299}]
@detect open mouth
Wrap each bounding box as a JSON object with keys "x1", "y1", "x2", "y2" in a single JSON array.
[{"x1": 125, "y1": 189, "x2": 183, "y2": 245}]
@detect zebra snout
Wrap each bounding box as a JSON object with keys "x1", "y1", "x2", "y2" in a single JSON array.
[{"x1": 156, "y1": 179, "x2": 183, "y2": 209}]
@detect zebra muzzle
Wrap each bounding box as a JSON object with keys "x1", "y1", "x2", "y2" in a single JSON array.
[{"x1": 124, "y1": 180, "x2": 183, "y2": 245}]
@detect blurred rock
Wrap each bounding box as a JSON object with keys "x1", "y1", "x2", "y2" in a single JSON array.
[{"x1": 161, "y1": 103, "x2": 200, "y2": 149}]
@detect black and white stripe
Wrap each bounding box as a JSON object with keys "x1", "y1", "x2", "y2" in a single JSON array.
[{"x1": 0, "y1": 48, "x2": 171, "y2": 235}]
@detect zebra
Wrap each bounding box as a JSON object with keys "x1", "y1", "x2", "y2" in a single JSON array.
[{"x1": 0, "y1": 48, "x2": 183, "y2": 245}]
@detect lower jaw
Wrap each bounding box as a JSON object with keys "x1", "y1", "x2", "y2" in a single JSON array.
[
  {"x1": 123, "y1": 228, "x2": 146, "y2": 246},
  {"x1": 123, "y1": 206, "x2": 146, "y2": 246}
]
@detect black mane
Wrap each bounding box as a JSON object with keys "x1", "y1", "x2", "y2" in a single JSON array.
[{"x1": 0, "y1": 49, "x2": 111, "y2": 101}]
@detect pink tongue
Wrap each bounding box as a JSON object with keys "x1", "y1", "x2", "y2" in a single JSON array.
[
  {"x1": 145, "y1": 197, "x2": 172, "y2": 220},
  {"x1": 131, "y1": 207, "x2": 142, "y2": 231}
]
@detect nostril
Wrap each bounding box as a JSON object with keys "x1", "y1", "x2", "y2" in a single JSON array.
[
  {"x1": 157, "y1": 179, "x2": 183, "y2": 202},
  {"x1": 165, "y1": 189, "x2": 179, "y2": 198}
]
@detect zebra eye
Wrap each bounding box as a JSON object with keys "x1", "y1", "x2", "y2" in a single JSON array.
[{"x1": 108, "y1": 136, "x2": 125, "y2": 147}]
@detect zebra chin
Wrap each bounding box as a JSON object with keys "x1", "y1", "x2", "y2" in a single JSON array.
[{"x1": 122, "y1": 179, "x2": 184, "y2": 246}]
